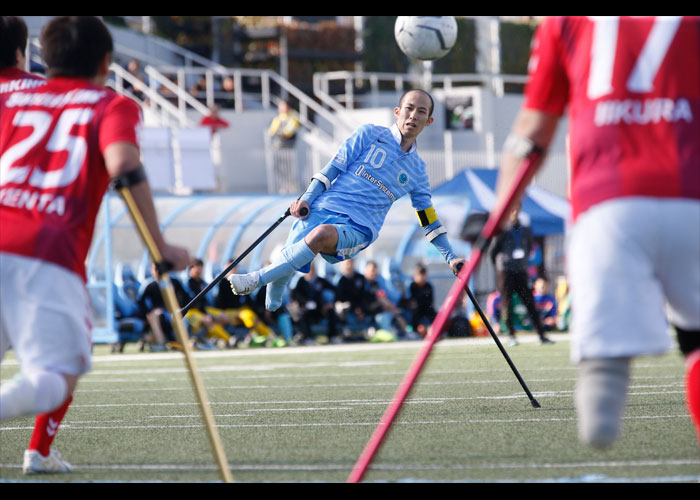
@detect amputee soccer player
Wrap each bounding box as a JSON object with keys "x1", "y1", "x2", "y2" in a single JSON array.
[
  {"x1": 228, "y1": 89, "x2": 465, "y2": 310},
  {"x1": 0, "y1": 17, "x2": 45, "y2": 94},
  {"x1": 494, "y1": 16, "x2": 700, "y2": 448},
  {"x1": 0, "y1": 16, "x2": 190, "y2": 473},
  {"x1": 0, "y1": 15, "x2": 69, "y2": 476}
]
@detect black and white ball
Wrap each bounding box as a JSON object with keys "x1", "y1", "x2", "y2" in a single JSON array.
[{"x1": 394, "y1": 16, "x2": 458, "y2": 61}]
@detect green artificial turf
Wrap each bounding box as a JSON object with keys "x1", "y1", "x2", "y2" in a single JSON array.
[{"x1": 1, "y1": 333, "x2": 698, "y2": 483}]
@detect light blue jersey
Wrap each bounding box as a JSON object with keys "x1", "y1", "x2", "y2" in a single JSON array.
[
  {"x1": 252, "y1": 121, "x2": 458, "y2": 311},
  {"x1": 313, "y1": 123, "x2": 433, "y2": 244}
]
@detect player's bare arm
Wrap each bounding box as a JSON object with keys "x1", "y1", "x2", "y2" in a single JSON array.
[
  {"x1": 494, "y1": 109, "x2": 559, "y2": 229},
  {"x1": 103, "y1": 141, "x2": 190, "y2": 270}
]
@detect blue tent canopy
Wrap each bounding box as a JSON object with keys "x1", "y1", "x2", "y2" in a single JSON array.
[{"x1": 432, "y1": 168, "x2": 570, "y2": 236}]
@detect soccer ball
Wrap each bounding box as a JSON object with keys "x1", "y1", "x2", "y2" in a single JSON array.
[{"x1": 394, "y1": 16, "x2": 458, "y2": 61}]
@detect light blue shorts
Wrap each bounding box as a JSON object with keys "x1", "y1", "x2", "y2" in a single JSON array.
[{"x1": 285, "y1": 207, "x2": 372, "y2": 272}]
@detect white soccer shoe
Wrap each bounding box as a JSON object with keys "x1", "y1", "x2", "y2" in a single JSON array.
[
  {"x1": 23, "y1": 448, "x2": 72, "y2": 474},
  {"x1": 227, "y1": 272, "x2": 260, "y2": 296}
]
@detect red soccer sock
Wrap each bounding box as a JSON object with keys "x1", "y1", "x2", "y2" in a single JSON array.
[
  {"x1": 686, "y1": 350, "x2": 700, "y2": 444},
  {"x1": 28, "y1": 395, "x2": 73, "y2": 456}
]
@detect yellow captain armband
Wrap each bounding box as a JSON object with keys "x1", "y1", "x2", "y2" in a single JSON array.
[{"x1": 415, "y1": 206, "x2": 439, "y2": 227}]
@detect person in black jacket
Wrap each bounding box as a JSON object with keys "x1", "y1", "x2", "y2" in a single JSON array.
[
  {"x1": 184, "y1": 258, "x2": 232, "y2": 347},
  {"x1": 291, "y1": 263, "x2": 339, "y2": 344},
  {"x1": 334, "y1": 259, "x2": 373, "y2": 335},
  {"x1": 490, "y1": 203, "x2": 554, "y2": 346},
  {"x1": 138, "y1": 262, "x2": 192, "y2": 350},
  {"x1": 407, "y1": 264, "x2": 437, "y2": 336}
]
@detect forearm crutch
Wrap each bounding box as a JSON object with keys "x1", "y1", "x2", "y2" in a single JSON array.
[
  {"x1": 115, "y1": 185, "x2": 234, "y2": 484},
  {"x1": 463, "y1": 284, "x2": 540, "y2": 407},
  {"x1": 347, "y1": 150, "x2": 544, "y2": 483}
]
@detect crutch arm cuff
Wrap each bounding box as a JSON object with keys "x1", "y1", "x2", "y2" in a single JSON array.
[{"x1": 110, "y1": 165, "x2": 147, "y2": 190}]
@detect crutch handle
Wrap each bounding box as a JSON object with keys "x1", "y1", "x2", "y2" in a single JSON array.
[{"x1": 286, "y1": 206, "x2": 309, "y2": 217}]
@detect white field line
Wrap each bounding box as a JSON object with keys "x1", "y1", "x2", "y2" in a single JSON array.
[
  {"x1": 1, "y1": 458, "x2": 698, "y2": 484},
  {"x1": 1, "y1": 409, "x2": 692, "y2": 432},
  {"x1": 69, "y1": 380, "x2": 686, "y2": 393},
  {"x1": 1, "y1": 458, "x2": 699, "y2": 471},
  {"x1": 1, "y1": 333, "x2": 682, "y2": 369},
  {"x1": 0, "y1": 333, "x2": 589, "y2": 368}
]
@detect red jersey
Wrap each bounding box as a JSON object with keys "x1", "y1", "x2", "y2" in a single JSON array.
[
  {"x1": 0, "y1": 77, "x2": 142, "y2": 281},
  {"x1": 524, "y1": 16, "x2": 700, "y2": 220},
  {"x1": 0, "y1": 67, "x2": 46, "y2": 95},
  {"x1": 199, "y1": 115, "x2": 229, "y2": 132}
]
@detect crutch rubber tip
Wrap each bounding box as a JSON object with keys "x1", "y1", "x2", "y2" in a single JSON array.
[{"x1": 531, "y1": 399, "x2": 541, "y2": 408}]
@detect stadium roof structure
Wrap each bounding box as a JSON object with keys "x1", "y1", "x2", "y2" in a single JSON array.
[{"x1": 86, "y1": 168, "x2": 570, "y2": 342}]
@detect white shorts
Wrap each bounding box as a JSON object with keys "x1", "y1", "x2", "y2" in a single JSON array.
[
  {"x1": 0, "y1": 253, "x2": 93, "y2": 376},
  {"x1": 567, "y1": 197, "x2": 700, "y2": 363}
]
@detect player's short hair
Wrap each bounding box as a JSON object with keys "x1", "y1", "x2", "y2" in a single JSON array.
[
  {"x1": 399, "y1": 89, "x2": 435, "y2": 117},
  {"x1": 40, "y1": 16, "x2": 113, "y2": 79},
  {"x1": 0, "y1": 16, "x2": 28, "y2": 70}
]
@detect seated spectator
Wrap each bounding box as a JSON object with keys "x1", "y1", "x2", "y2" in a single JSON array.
[
  {"x1": 555, "y1": 276, "x2": 572, "y2": 331},
  {"x1": 138, "y1": 262, "x2": 195, "y2": 351},
  {"x1": 334, "y1": 259, "x2": 373, "y2": 338},
  {"x1": 111, "y1": 282, "x2": 149, "y2": 353},
  {"x1": 291, "y1": 262, "x2": 339, "y2": 345},
  {"x1": 189, "y1": 75, "x2": 207, "y2": 101},
  {"x1": 486, "y1": 290, "x2": 502, "y2": 334},
  {"x1": 124, "y1": 58, "x2": 146, "y2": 101},
  {"x1": 407, "y1": 264, "x2": 437, "y2": 337},
  {"x1": 184, "y1": 258, "x2": 234, "y2": 348},
  {"x1": 363, "y1": 261, "x2": 410, "y2": 338},
  {"x1": 446, "y1": 290, "x2": 473, "y2": 338},
  {"x1": 216, "y1": 76, "x2": 236, "y2": 109},
  {"x1": 487, "y1": 289, "x2": 532, "y2": 334},
  {"x1": 210, "y1": 261, "x2": 274, "y2": 346},
  {"x1": 533, "y1": 276, "x2": 558, "y2": 331}
]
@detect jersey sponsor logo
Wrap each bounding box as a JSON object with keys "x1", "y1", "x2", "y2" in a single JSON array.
[
  {"x1": 5, "y1": 88, "x2": 106, "y2": 108},
  {"x1": 397, "y1": 170, "x2": 409, "y2": 186},
  {"x1": 594, "y1": 97, "x2": 693, "y2": 126},
  {"x1": 0, "y1": 78, "x2": 46, "y2": 95},
  {"x1": 354, "y1": 165, "x2": 398, "y2": 202}
]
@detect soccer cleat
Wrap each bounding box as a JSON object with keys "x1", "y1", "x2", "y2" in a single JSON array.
[
  {"x1": 509, "y1": 338, "x2": 519, "y2": 347},
  {"x1": 23, "y1": 449, "x2": 72, "y2": 474},
  {"x1": 227, "y1": 272, "x2": 260, "y2": 296},
  {"x1": 539, "y1": 337, "x2": 555, "y2": 345}
]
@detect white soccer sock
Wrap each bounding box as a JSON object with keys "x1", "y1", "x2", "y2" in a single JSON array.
[
  {"x1": 575, "y1": 357, "x2": 631, "y2": 448},
  {"x1": 0, "y1": 371, "x2": 68, "y2": 420},
  {"x1": 259, "y1": 239, "x2": 316, "y2": 286},
  {"x1": 265, "y1": 273, "x2": 294, "y2": 311}
]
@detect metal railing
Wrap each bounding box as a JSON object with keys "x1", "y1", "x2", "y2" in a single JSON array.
[
  {"x1": 143, "y1": 65, "x2": 211, "y2": 124},
  {"x1": 150, "y1": 65, "x2": 358, "y2": 137},
  {"x1": 313, "y1": 70, "x2": 529, "y2": 109},
  {"x1": 108, "y1": 63, "x2": 190, "y2": 127}
]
